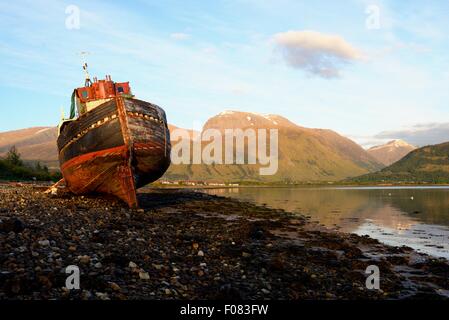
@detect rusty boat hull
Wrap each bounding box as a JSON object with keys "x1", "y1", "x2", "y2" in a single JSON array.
[{"x1": 57, "y1": 96, "x2": 171, "y2": 207}]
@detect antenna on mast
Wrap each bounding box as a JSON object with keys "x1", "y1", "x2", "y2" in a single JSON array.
[{"x1": 80, "y1": 51, "x2": 92, "y2": 87}]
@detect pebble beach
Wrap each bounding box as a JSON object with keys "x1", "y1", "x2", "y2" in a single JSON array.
[{"x1": 0, "y1": 183, "x2": 448, "y2": 300}]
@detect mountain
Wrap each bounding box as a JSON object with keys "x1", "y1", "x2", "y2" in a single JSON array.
[
  {"x1": 367, "y1": 139, "x2": 416, "y2": 166},
  {"x1": 164, "y1": 111, "x2": 382, "y2": 182},
  {"x1": 0, "y1": 127, "x2": 59, "y2": 169},
  {"x1": 351, "y1": 141, "x2": 449, "y2": 183},
  {"x1": 167, "y1": 124, "x2": 199, "y2": 139},
  {"x1": 0, "y1": 111, "x2": 384, "y2": 182}
]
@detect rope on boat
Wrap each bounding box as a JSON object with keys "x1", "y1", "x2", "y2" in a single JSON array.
[{"x1": 44, "y1": 178, "x2": 66, "y2": 195}]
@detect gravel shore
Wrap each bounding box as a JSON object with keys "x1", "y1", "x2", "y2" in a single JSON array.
[{"x1": 0, "y1": 183, "x2": 448, "y2": 300}]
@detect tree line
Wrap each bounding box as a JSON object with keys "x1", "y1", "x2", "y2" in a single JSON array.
[{"x1": 0, "y1": 146, "x2": 61, "y2": 182}]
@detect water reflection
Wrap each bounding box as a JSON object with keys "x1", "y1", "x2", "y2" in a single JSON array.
[{"x1": 204, "y1": 186, "x2": 449, "y2": 259}]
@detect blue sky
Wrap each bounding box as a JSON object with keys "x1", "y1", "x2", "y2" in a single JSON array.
[{"x1": 1, "y1": 0, "x2": 448, "y2": 147}]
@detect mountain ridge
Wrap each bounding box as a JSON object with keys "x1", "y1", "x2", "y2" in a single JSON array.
[
  {"x1": 165, "y1": 111, "x2": 382, "y2": 182},
  {"x1": 0, "y1": 111, "x2": 384, "y2": 182},
  {"x1": 367, "y1": 139, "x2": 416, "y2": 166}
]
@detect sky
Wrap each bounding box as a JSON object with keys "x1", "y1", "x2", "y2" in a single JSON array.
[{"x1": 0, "y1": 0, "x2": 448, "y2": 148}]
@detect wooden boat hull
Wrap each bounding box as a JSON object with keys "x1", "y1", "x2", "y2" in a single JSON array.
[{"x1": 57, "y1": 96, "x2": 171, "y2": 207}]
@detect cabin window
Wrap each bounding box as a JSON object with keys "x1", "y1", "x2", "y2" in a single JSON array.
[
  {"x1": 81, "y1": 90, "x2": 88, "y2": 98},
  {"x1": 117, "y1": 86, "x2": 124, "y2": 93}
]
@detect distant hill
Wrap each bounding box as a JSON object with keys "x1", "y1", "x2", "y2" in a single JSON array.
[
  {"x1": 351, "y1": 141, "x2": 449, "y2": 184},
  {"x1": 164, "y1": 111, "x2": 382, "y2": 182},
  {"x1": 0, "y1": 127, "x2": 59, "y2": 169},
  {"x1": 367, "y1": 139, "x2": 416, "y2": 166},
  {"x1": 0, "y1": 111, "x2": 384, "y2": 182}
]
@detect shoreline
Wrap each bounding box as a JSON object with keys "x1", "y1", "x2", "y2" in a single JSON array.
[
  {"x1": 150, "y1": 183, "x2": 449, "y2": 189},
  {"x1": 3, "y1": 180, "x2": 449, "y2": 190},
  {"x1": 0, "y1": 184, "x2": 448, "y2": 300}
]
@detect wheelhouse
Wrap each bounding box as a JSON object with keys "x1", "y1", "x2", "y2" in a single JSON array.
[{"x1": 73, "y1": 75, "x2": 133, "y2": 115}]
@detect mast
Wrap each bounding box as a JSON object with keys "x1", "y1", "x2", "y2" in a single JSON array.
[{"x1": 80, "y1": 51, "x2": 92, "y2": 87}]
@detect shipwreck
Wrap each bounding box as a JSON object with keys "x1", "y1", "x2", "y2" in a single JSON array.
[{"x1": 56, "y1": 62, "x2": 171, "y2": 207}]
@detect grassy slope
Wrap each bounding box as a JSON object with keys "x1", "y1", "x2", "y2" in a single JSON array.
[{"x1": 350, "y1": 142, "x2": 449, "y2": 183}]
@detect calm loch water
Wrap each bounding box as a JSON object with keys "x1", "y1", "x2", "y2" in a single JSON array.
[{"x1": 204, "y1": 186, "x2": 449, "y2": 259}]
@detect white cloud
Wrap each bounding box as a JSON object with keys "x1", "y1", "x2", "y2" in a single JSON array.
[
  {"x1": 273, "y1": 30, "x2": 362, "y2": 78},
  {"x1": 170, "y1": 32, "x2": 191, "y2": 40}
]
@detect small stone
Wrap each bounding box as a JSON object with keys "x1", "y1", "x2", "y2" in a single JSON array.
[
  {"x1": 95, "y1": 292, "x2": 110, "y2": 300},
  {"x1": 94, "y1": 262, "x2": 103, "y2": 269},
  {"x1": 61, "y1": 287, "x2": 69, "y2": 296},
  {"x1": 165, "y1": 288, "x2": 171, "y2": 295},
  {"x1": 192, "y1": 243, "x2": 199, "y2": 250},
  {"x1": 68, "y1": 246, "x2": 77, "y2": 252},
  {"x1": 109, "y1": 282, "x2": 121, "y2": 291},
  {"x1": 129, "y1": 261, "x2": 138, "y2": 268},
  {"x1": 139, "y1": 272, "x2": 150, "y2": 280},
  {"x1": 197, "y1": 250, "x2": 204, "y2": 257},
  {"x1": 38, "y1": 275, "x2": 52, "y2": 288},
  {"x1": 261, "y1": 289, "x2": 270, "y2": 294},
  {"x1": 82, "y1": 290, "x2": 92, "y2": 300},
  {"x1": 242, "y1": 252, "x2": 251, "y2": 258},
  {"x1": 38, "y1": 239, "x2": 50, "y2": 246},
  {"x1": 79, "y1": 255, "x2": 91, "y2": 264}
]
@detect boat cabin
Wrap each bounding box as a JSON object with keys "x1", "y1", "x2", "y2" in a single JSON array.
[{"x1": 74, "y1": 75, "x2": 133, "y2": 115}]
